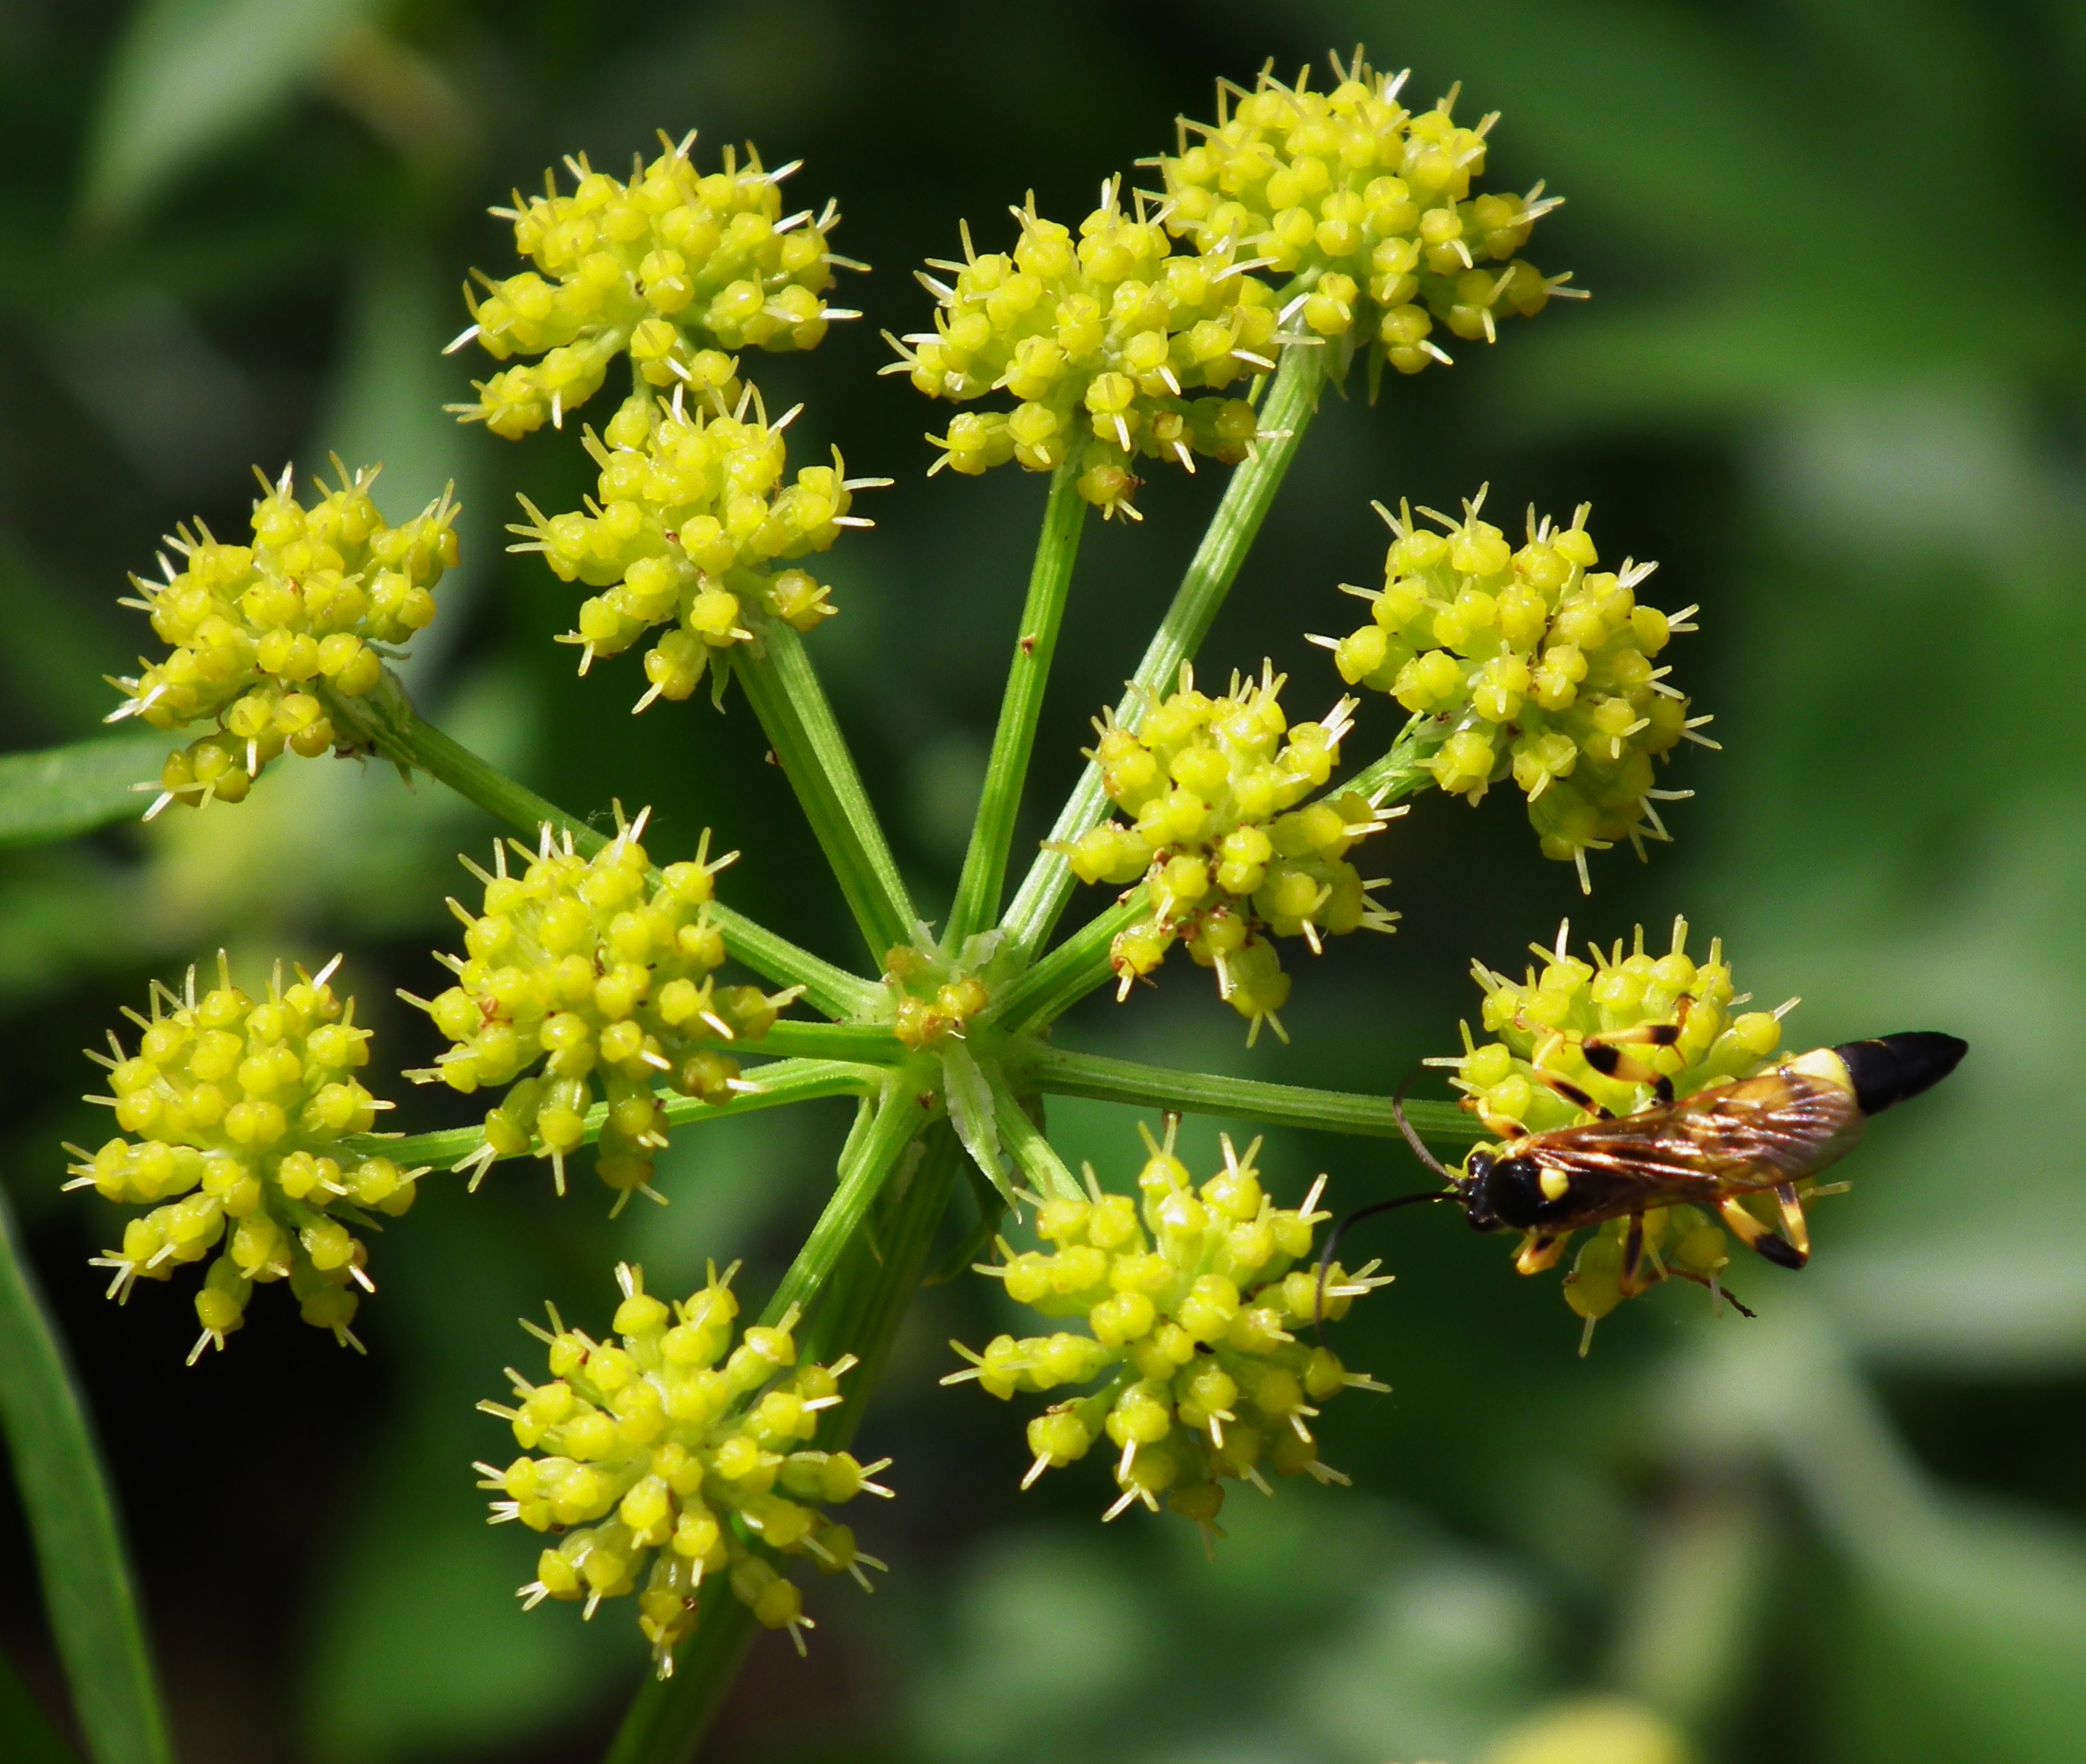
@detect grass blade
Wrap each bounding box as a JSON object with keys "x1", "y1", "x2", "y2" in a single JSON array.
[{"x1": 0, "y1": 1182, "x2": 173, "y2": 1764}]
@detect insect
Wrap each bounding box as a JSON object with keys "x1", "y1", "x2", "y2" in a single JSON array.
[{"x1": 1324, "y1": 1031, "x2": 1967, "y2": 1318}]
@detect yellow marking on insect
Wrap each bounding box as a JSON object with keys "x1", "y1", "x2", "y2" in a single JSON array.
[
  {"x1": 1785, "y1": 1047, "x2": 1853, "y2": 1092},
  {"x1": 1539, "y1": 1167, "x2": 1571, "y2": 1202}
]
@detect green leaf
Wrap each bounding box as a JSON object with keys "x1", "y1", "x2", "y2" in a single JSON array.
[
  {"x1": 0, "y1": 733, "x2": 170, "y2": 848},
  {"x1": 79, "y1": 0, "x2": 380, "y2": 228},
  {"x1": 0, "y1": 1182, "x2": 173, "y2": 1764}
]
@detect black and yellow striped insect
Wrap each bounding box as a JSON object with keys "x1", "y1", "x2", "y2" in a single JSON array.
[{"x1": 1328, "y1": 1032, "x2": 1966, "y2": 1316}]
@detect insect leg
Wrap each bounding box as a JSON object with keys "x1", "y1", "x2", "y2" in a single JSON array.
[
  {"x1": 1772, "y1": 1182, "x2": 1812, "y2": 1259},
  {"x1": 1514, "y1": 1230, "x2": 1569, "y2": 1275},
  {"x1": 1618, "y1": 1214, "x2": 1653, "y2": 1296},
  {"x1": 1718, "y1": 1195, "x2": 1807, "y2": 1270},
  {"x1": 1526, "y1": 1067, "x2": 1614, "y2": 1120}
]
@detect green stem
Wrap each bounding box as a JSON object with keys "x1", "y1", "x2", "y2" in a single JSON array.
[
  {"x1": 999, "y1": 342, "x2": 1333, "y2": 959},
  {"x1": 946, "y1": 457, "x2": 1087, "y2": 947},
  {"x1": 0, "y1": 1182, "x2": 172, "y2": 1764},
  {"x1": 1013, "y1": 1043, "x2": 1484, "y2": 1148},
  {"x1": 1341, "y1": 711, "x2": 1446, "y2": 805},
  {"x1": 360, "y1": 1057, "x2": 881, "y2": 1173},
  {"x1": 708, "y1": 1021, "x2": 903, "y2": 1065},
  {"x1": 985, "y1": 1066, "x2": 1083, "y2": 1203},
  {"x1": 605, "y1": 1128, "x2": 959, "y2": 1764},
  {"x1": 735, "y1": 627, "x2": 917, "y2": 962},
  {"x1": 763, "y1": 1074, "x2": 934, "y2": 1325},
  {"x1": 988, "y1": 887, "x2": 1148, "y2": 1033},
  {"x1": 326, "y1": 672, "x2": 881, "y2": 1021}
]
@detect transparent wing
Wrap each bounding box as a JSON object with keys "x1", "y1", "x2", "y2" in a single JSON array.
[{"x1": 1521, "y1": 1071, "x2": 1862, "y2": 1194}]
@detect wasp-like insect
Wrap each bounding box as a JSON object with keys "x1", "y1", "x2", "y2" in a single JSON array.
[{"x1": 1327, "y1": 1031, "x2": 1966, "y2": 1316}]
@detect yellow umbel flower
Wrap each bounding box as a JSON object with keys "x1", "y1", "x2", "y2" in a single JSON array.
[
  {"x1": 507, "y1": 386, "x2": 883, "y2": 710},
  {"x1": 452, "y1": 132, "x2": 857, "y2": 439},
  {"x1": 888, "y1": 180, "x2": 1274, "y2": 518},
  {"x1": 947, "y1": 1128, "x2": 1389, "y2": 1536},
  {"x1": 1057, "y1": 663, "x2": 1396, "y2": 1042},
  {"x1": 1315, "y1": 494, "x2": 1710, "y2": 891},
  {"x1": 406, "y1": 807, "x2": 795, "y2": 1207},
  {"x1": 1438, "y1": 917, "x2": 1795, "y2": 1338},
  {"x1": 1159, "y1": 54, "x2": 1576, "y2": 379},
  {"x1": 479, "y1": 1262, "x2": 890, "y2": 1672},
  {"x1": 68, "y1": 953, "x2": 415, "y2": 1361},
  {"x1": 109, "y1": 463, "x2": 458, "y2": 816}
]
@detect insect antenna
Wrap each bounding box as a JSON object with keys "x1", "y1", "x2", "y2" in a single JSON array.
[
  {"x1": 1313, "y1": 1076, "x2": 1460, "y2": 1332},
  {"x1": 1390, "y1": 1073, "x2": 1458, "y2": 1183}
]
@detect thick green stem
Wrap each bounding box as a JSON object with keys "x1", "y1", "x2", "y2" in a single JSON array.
[
  {"x1": 1013, "y1": 1042, "x2": 1483, "y2": 1148},
  {"x1": 946, "y1": 457, "x2": 1088, "y2": 947},
  {"x1": 604, "y1": 1128, "x2": 959, "y2": 1764},
  {"x1": 1000, "y1": 343, "x2": 1332, "y2": 959},
  {"x1": 326, "y1": 672, "x2": 881, "y2": 1021},
  {"x1": 360, "y1": 1057, "x2": 881, "y2": 1174},
  {"x1": 763, "y1": 1074, "x2": 934, "y2": 1325},
  {"x1": 0, "y1": 1182, "x2": 173, "y2": 1764},
  {"x1": 735, "y1": 628, "x2": 916, "y2": 962},
  {"x1": 988, "y1": 887, "x2": 1147, "y2": 1033}
]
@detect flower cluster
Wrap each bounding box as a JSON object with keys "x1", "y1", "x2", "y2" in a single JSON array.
[
  {"x1": 481, "y1": 1264, "x2": 890, "y2": 1670},
  {"x1": 68, "y1": 954, "x2": 414, "y2": 1362},
  {"x1": 1318, "y1": 495, "x2": 1709, "y2": 890},
  {"x1": 949, "y1": 1128, "x2": 1389, "y2": 1531},
  {"x1": 890, "y1": 182, "x2": 1273, "y2": 518},
  {"x1": 1441, "y1": 919, "x2": 1796, "y2": 1334},
  {"x1": 454, "y1": 133, "x2": 855, "y2": 439},
  {"x1": 508, "y1": 387, "x2": 879, "y2": 709},
  {"x1": 407, "y1": 809, "x2": 794, "y2": 1206},
  {"x1": 110, "y1": 463, "x2": 458, "y2": 815},
  {"x1": 1058, "y1": 664, "x2": 1396, "y2": 1041},
  {"x1": 1158, "y1": 55, "x2": 1572, "y2": 377}
]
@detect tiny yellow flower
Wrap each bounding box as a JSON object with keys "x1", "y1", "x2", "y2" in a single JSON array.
[
  {"x1": 452, "y1": 133, "x2": 856, "y2": 439},
  {"x1": 1314, "y1": 493, "x2": 1709, "y2": 891},
  {"x1": 1057, "y1": 662, "x2": 1396, "y2": 1042},
  {"x1": 890, "y1": 181, "x2": 1272, "y2": 519},
  {"x1": 1160, "y1": 54, "x2": 1577, "y2": 381},
  {"x1": 109, "y1": 463, "x2": 458, "y2": 816},
  {"x1": 481, "y1": 1262, "x2": 890, "y2": 1672},
  {"x1": 69, "y1": 952, "x2": 416, "y2": 1361},
  {"x1": 947, "y1": 1127, "x2": 1390, "y2": 1533},
  {"x1": 406, "y1": 806, "x2": 797, "y2": 1206},
  {"x1": 508, "y1": 386, "x2": 882, "y2": 709}
]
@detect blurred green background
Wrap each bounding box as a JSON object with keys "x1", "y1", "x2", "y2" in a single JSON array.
[{"x1": 2, "y1": 1, "x2": 2081, "y2": 1760}]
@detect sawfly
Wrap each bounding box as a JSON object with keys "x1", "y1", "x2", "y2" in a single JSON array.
[{"x1": 1324, "y1": 1030, "x2": 1967, "y2": 1317}]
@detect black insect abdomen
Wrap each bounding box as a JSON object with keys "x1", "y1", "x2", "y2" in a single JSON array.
[{"x1": 1832, "y1": 1032, "x2": 1967, "y2": 1116}]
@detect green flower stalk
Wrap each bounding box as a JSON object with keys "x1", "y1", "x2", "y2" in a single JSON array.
[
  {"x1": 108, "y1": 462, "x2": 459, "y2": 815},
  {"x1": 1314, "y1": 494, "x2": 1709, "y2": 890},
  {"x1": 889, "y1": 181, "x2": 1276, "y2": 518},
  {"x1": 1058, "y1": 663, "x2": 1396, "y2": 1041},
  {"x1": 948, "y1": 1127, "x2": 1389, "y2": 1534},
  {"x1": 507, "y1": 385, "x2": 883, "y2": 709},
  {"x1": 405, "y1": 806, "x2": 797, "y2": 1206},
  {"x1": 452, "y1": 132, "x2": 857, "y2": 439},
  {"x1": 1158, "y1": 54, "x2": 1576, "y2": 380},
  {"x1": 479, "y1": 1262, "x2": 890, "y2": 1672},
  {"x1": 68, "y1": 954, "x2": 415, "y2": 1360},
  {"x1": 1437, "y1": 917, "x2": 1798, "y2": 1339}
]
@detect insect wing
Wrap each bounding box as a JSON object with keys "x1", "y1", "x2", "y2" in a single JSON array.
[{"x1": 1522, "y1": 1070, "x2": 1863, "y2": 1198}]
